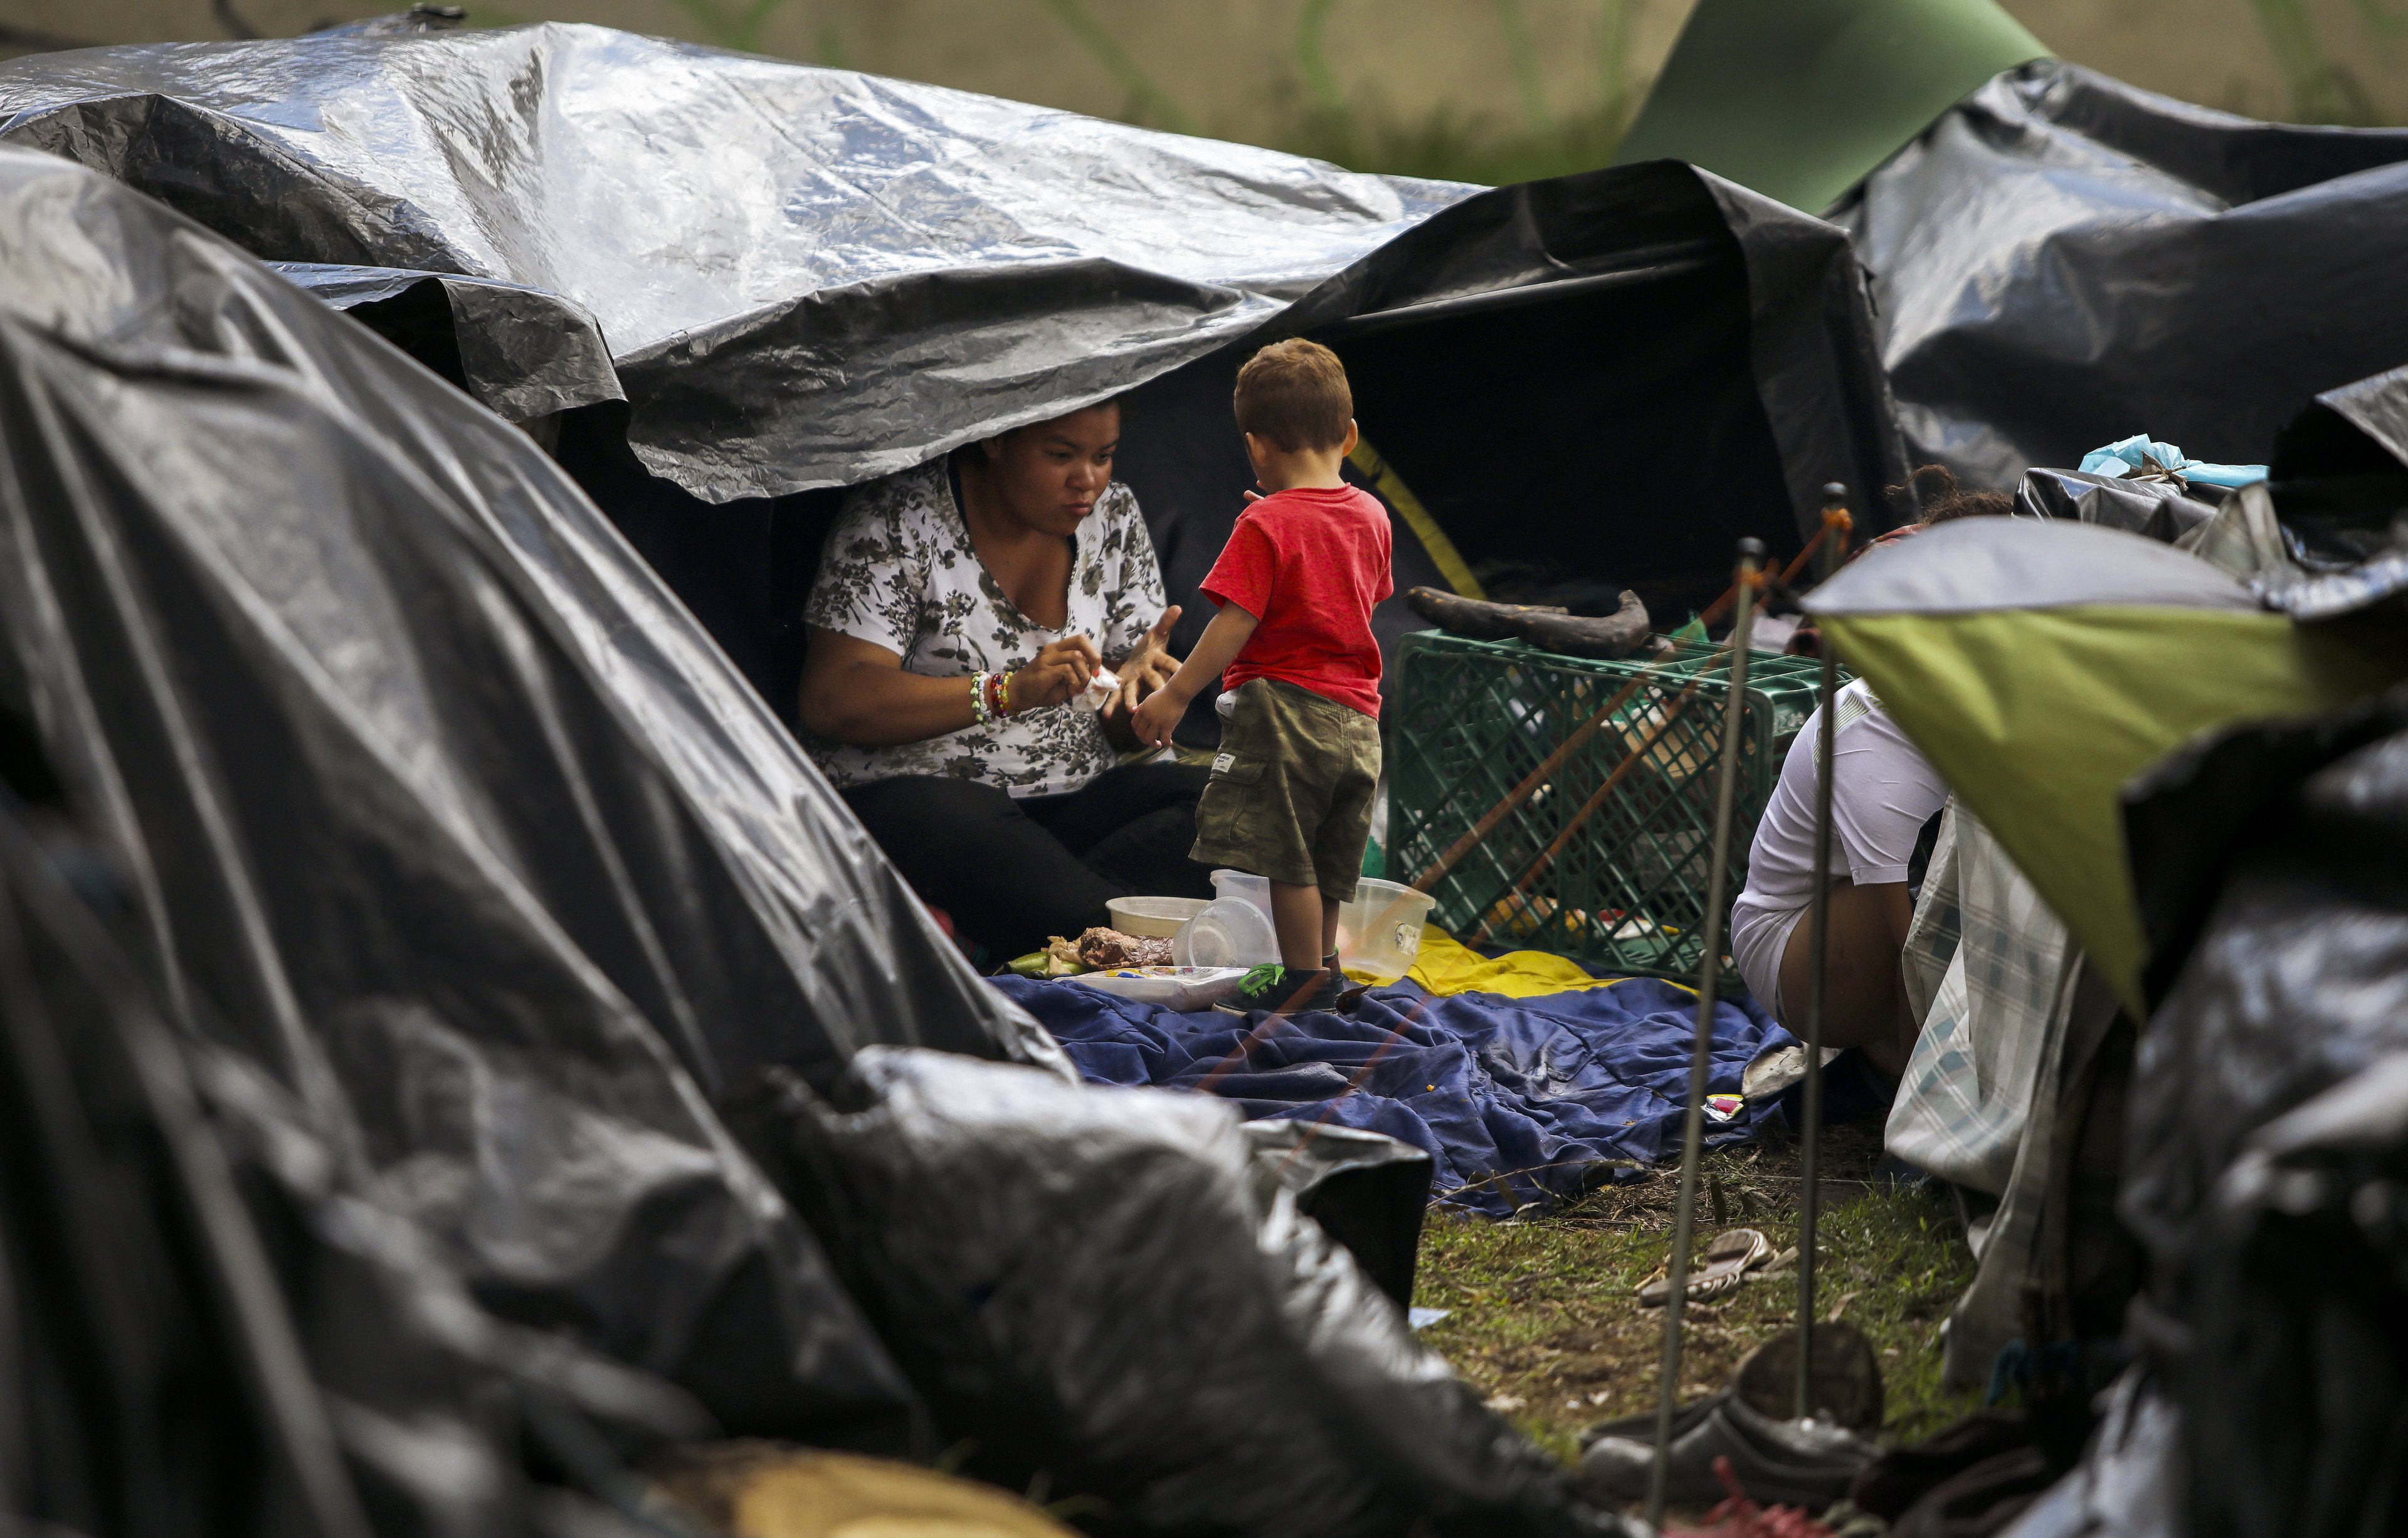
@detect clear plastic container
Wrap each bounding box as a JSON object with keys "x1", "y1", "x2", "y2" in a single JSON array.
[
  {"x1": 1207, "y1": 869, "x2": 1433, "y2": 981},
  {"x1": 1210, "y1": 869, "x2": 1273, "y2": 918},
  {"x1": 1105, "y1": 894, "x2": 1209, "y2": 938},
  {"x1": 1336, "y1": 878, "x2": 1435, "y2": 982},
  {"x1": 1172, "y1": 896, "x2": 1279, "y2": 967}
]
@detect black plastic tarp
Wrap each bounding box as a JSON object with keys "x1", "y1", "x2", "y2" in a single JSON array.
[
  {"x1": 0, "y1": 23, "x2": 1471, "y2": 502},
  {"x1": 0, "y1": 795, "x2": 712, "y2": 1538},
  {"x1": 1119, "y1": 157, "x2": 1908, "y2": 637},
  {"x1": 0, "y1": 141, "x2": 1075, "y2": 1442},
  {"x1": 0, "y1": 22, "x2": 1907, "y2": 694},
  {"x1": 737, "y1": 1047, "x2": 1624, "y2": 1538},
  {"x1": 2256, "y1": 359, "x2": 2408, "y2": 620},
  {"x1": 2012, "y1": 467, "x2": 2220, "y2": 545},
  {"x1": 2114, "y1": 682, "x2": 2408, "y2": 1538},
  {"x1": 1842, "y1": 60, "x2": 2408, "y2": 492}
]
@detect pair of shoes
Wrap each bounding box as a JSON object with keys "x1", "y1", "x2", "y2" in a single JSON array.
[
  {"x1": 1577, "y1": 1392, "x2": 1876, "y2": 1509},
  {"x1": 1635, "y1": 1228, "x2": 1775, "y2": 1306},
  {"x1": 1212, "y1": 965, "x2": 1348, "y2": 1017}
]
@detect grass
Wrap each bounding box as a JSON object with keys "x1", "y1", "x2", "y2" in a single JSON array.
[{"x1": 1412, "y1": 1118, "x2": 1981, "y2": 1466}]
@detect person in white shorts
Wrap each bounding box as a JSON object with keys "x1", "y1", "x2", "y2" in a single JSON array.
[
  {"x1": 1728, "y1": 465, "x2": 2004, "y2": 1076},
  {"x1": 1728, "y1": 679, "x2": 1947, "y2": 1076}
]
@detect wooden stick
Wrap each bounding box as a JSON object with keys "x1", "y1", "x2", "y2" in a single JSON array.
[
  {"x1": 1409, "y1": 672, "x2": 1652, "y2": 896},
  {"x1": 1463, "y1": 669, "x2": 1719, "y2": 948},
  {"x1": 1699, "y1": 520, "x2": 1828, "y2": 628}
]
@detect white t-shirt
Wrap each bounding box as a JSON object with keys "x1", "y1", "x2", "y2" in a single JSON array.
[
  {"x1": 801, "y1": 459, "x2": 1168, "y2": 797},
  {"x1": 1728, "y1": 679, "x2": 1949, "y2": 1012}
]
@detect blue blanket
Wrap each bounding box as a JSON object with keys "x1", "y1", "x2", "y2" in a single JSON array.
[{"x1": 991, "y1": 975, "x2": 1792, "y2": 1217}]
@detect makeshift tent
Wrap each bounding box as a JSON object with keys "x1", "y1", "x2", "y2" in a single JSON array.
[
  {"x1": 1841, "y1": 61, "x2": 2408, "y2": 491},
  {"x1": 1800, "y1": 517, "x2": 2404, "y2": 1011},
  {"x1": 0, "y1": 144, "x2": 1631, "y2": 1536},
  {"x1": 1612, "y1": 0, "x2": 2047, "y2": 216},
  {"x1": 0, "y1": 139, "x2": 995, "y2": 1442},
  {"x1": 0, "y1": 23, "x2": 1906, "y2": 729}
]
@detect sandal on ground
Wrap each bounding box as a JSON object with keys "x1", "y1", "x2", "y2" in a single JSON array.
[{"x1": 1636, "y1": 1227, "x2": 1774, "y2": 1307}]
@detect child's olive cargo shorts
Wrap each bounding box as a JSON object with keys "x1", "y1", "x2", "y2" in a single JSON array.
[{"x1": 1190, "y1": 678, "x2": 1382, "y2": 901}]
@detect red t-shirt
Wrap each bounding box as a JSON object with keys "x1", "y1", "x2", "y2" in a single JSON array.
[{"x1": 1199, "y1": 484, "x2": 1394, "y2": 718}]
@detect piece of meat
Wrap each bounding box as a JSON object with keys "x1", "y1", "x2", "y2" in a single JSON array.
[{"x1": 1077, "y1": 926, "x2": 1171, "y2": 969}]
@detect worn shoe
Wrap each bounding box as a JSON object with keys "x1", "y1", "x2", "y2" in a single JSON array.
[
  {"x1": 1213, "y1": 965, "x2": 1348, "y2": 1017},
  {"x1": 1577, "y1": 1392, "x2": 1876, "y2": 1509},
  {"x1": 1733, "y1": 1319, "x2": 1886, "y2": 1431}
]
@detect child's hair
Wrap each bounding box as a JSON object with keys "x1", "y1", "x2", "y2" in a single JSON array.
[
  {"x1": 1233, "y1": 338, "x2": 1353, "y2": 453},
  {"x1": 1888, "y1": 463, "x2": 2013, "y2": 524}
]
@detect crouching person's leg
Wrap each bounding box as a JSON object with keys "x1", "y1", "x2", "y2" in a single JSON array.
[
  {"x1": 1775, "y1": 877, "x2": 1918, "y2": 1078},
  {"x1": 840, "y1": 775, "x2": 1120, "y2": 962}
]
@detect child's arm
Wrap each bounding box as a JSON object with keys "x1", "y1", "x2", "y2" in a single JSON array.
[{"x1": 1130, "y1": 602, "x2": 1259, "y2": 748}]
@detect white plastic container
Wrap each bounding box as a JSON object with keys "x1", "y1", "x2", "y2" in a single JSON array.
[
  {"x1": 1105, "y1": 894, "x2": 1209, "y2": 939},
  {"x1": 1336, "y1": 877, "x2": 1435, "y2": 982},
  {"x1": 1210, "y1": 868, "x2": 1274, "y2": 919},
  {"x1": 1071, "y1": 965, "x2": 1252, "y2": 1012},
  {"x1": 1207, "y1": 868, "x2": 1433, "y2": 981},
  {"x1": 1173, "y1": 896, "x2": 1279, "y2": 967}
]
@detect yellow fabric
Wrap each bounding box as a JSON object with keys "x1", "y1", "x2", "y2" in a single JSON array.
[
  {"x1": 1348, "y1": 438, "x2": 1485, "y2": 599},
  {"x1": 1349, "y1": 925, "x2": 1682, "y2": 999},
  {"x1": 1823, "y1": 604, "x2": 2402, "y2": 1012},
  {"x1": 667, "y1": 1446, "x2": 1075, "y2": 1538}
]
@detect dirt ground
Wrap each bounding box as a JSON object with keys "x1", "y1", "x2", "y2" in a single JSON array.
[{"x1": 1413, "y1": 1117, "x2": 1981, "y2": 1466}]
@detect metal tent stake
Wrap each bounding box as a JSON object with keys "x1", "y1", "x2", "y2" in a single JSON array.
[
  {"x1": 1645, "y1": 538, "x2": 1764, "y2": 1530},
  {"x1": 1795, "y1": 484, "x2": 1853, "y2": 1423}
]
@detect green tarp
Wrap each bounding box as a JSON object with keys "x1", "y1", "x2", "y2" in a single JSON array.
[{"x1": 1613, "y1": 0, "x2": 2048, "y2": 214}]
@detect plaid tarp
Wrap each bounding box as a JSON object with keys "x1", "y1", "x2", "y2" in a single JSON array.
[{"x1": 1887, "y1": 803, "x2": 2077, "y2": 1202}]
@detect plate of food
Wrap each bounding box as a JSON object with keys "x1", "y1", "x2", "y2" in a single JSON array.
[{"x1": 1069, "y1": 963, "x2": 1254, "y2": 1012}]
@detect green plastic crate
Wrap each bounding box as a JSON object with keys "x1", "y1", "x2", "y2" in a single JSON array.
[{"x1": 1385, "y1": 631, "x2": 1837, "y2": 986}]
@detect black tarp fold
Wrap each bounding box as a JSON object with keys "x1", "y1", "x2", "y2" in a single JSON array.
[{"x1": 1845, "y1": 60, "x2": 2408, "y2": 493}]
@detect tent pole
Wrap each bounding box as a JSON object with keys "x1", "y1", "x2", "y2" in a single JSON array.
[
  {"x1": 1645, "y1": 537, "x2": 1764, "y2": 1530},
  {"x1": 1795, "y1": 484, "x2": 1854, "y2": 1422}
]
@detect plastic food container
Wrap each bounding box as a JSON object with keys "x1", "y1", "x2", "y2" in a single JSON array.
[
  {"x1": 1210, "y1": 869, "x2": 1273, "y2": 918},
  {"x1": 1106, "y1": 895, "x2": 1210, "y2": 939},
  {"x1": 1173, "y1": 897, "x2": 1279, "y2": 968},
  {"x1": 1207, "y1": 869, "x2": 1433, "y2": 981},
  {"x1": 1071, "y1": 965, "x2": 1252, "y2": 1012},
  {"x1": 1336, "y1": 877, "x2": 1435, "y2": 982}
]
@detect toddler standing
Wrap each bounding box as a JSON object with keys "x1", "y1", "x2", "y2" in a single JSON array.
[{"x1": 1133, "y1": 339, "x2": 1391, "y2": 1014}]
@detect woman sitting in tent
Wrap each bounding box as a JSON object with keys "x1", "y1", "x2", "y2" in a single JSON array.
[
  {"x1": 1728, "y1": 469, "x2": 2007, "y2": 1076},
  {"x1": 796, "y1": 401, "x2": 1209, "y2": 960}
]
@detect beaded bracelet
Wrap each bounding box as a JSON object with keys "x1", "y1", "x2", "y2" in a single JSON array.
[
  {"x1": 996, "y1": 669, "x2": 1013, "y2": 718},
  {"x1": 970, "y1": 669, "x2": 991, "y2": 728}
]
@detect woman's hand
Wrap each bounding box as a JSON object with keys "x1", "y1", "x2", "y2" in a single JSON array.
[
  {"x1": 1107, "y1": 606, "x2": 1183, "y2": 717},
  {"x1": 1008, "y1": 635, "x2": 1102, "y2": 711}
]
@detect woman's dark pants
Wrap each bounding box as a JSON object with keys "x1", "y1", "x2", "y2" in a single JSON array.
[{"x1": 840, "y1": 762, "x2": 1216, "y2": 961}]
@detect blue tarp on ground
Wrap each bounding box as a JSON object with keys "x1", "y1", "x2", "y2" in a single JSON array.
[{"x1": 990, "y1": 975, "x2": 1792, "y2": 1217}]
